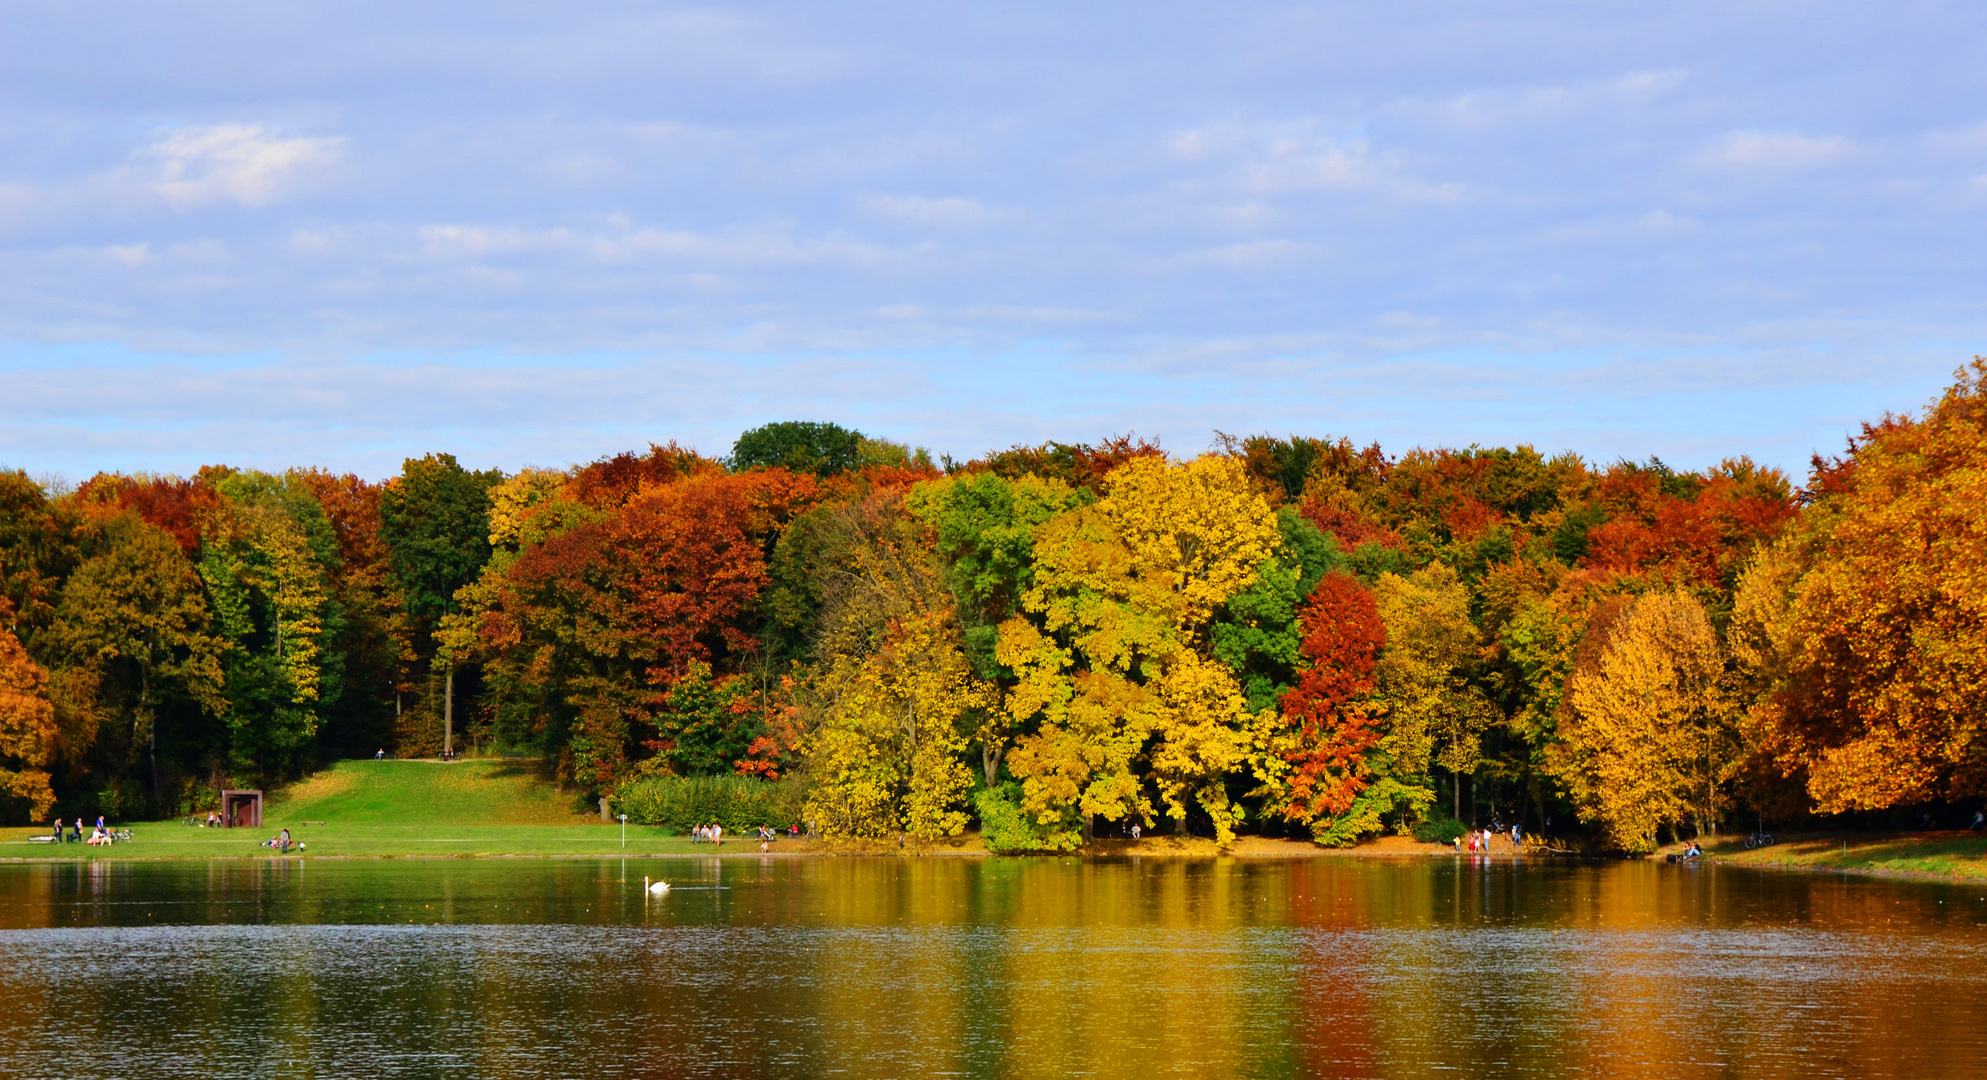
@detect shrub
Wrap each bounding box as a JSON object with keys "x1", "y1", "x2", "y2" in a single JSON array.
[
  {"x1": 972, "y1": 781, "x2": 1081, "y2": 852},
  {"x1": 1413, "y1": 815, "x2": 1467, "y2": 845},
  {"x1": 612, "y1": 774, "x2": 807, "y2": 833}
]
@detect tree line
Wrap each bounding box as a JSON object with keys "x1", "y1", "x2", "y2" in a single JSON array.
[{"x1": 2, "y1": 367, "x2": 1984, "y2": 850}]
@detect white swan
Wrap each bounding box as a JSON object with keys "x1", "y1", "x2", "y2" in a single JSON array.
[{"x1": 643, "y1": 875, "x2": 670, "y2": 894}]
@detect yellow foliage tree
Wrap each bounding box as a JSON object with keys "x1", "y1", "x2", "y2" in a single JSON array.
[
  {"x1": 801, "y1": 495, "x2": 994, "y2": 842},
  {"x1": 1372, "y1": 563, "x2": 1490, "y2": 822},
  {"x1": 805, "y1": 610, "x2": 989, "y2": 842},
  {"x1": 1001, "y1": 454, "x2": 1278, "y2": 843},
  {"x1": 1555, "y1": 590, "x2": 1739, "y2": 850}
]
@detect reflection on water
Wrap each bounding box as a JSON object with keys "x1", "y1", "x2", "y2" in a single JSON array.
[{"x1": 0, "y1": 856, "x2": 1983, "y2": 1078}]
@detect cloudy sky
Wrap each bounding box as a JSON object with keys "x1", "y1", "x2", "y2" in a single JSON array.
[{"x1": 4, "y1": 2, "x2": 1984, "y2": 480}]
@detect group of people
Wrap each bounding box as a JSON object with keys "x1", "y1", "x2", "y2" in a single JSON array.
[
  {"x1": 1456, "y1": 822, "x2": 1525, "y2": 854},
  {"x1": 692, "y1": 823, "x2": 804, "y2": 849},
  {"x1": 48, "y1": 816, "x2": 119, "y2": 846},
  {"x1": 260, "y1": 827, "x2": 301, "y2": 854}
]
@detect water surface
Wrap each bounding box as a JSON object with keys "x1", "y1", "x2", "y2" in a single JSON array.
[{"x1": 1, "y1": 856, "x2": 1982, "y2": 1078}]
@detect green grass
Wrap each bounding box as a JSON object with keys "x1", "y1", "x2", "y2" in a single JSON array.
[
  {"x1": 268, "y1": 759, "x2": 592, "y2": 826},
  {"x1": 0, "y1": 758, "x2": 807, "y2": 860}
]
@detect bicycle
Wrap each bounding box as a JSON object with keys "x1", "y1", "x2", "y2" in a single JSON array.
[{"x1": 1742, "y1": 823, "x2": 1775, "y2": 849}]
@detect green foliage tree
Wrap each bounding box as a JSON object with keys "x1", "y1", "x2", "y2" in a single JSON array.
[
  {"x1": 647, "y1": 659, "x2": 764, "y2": 777},
  {"x1": 729, "y1": 421, "x2": 865, "y2": 477},
  {"x1": 1210, "y1": 508, "x2": 1344, "y2": 711},
  {"x1": 199, "y1": 471, "x2": 341, "y2": 781},
  {"x1": 378, "y1": 453, "x2": 502, "y2": 754}
]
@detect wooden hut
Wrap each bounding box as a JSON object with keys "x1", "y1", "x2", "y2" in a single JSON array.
[{"x1": 220, "y1": 789, "x2": 263, "y2": 828}]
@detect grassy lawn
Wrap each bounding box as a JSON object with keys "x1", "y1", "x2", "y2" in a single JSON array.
[
  {"x1": 1688, "y1": 831, "x2": 1987, "y2": 880},
  {"x1": 0, "y1": 759, "x2": 805, "y2": 860}
]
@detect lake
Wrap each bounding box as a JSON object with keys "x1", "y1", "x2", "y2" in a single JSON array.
[{"x1": 0, "y1": 855, "x2": 1982, "y2": 1078}]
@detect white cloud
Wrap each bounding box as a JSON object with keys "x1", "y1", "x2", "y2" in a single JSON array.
[
  {"x1": 138, "y1": 124, "x2": 345, "y2": 208},
  {"x1": 415, "y1": 222, "x2": 899, "y2": 268},
  {"x1": 1437, "y1": 69, "x2": 1688, "y2": 125},
  {"x1": 859, "y1": 194, "x2": 1015, "y2": 228},
  {"x1": 1697, "y1": 130, "x2": 1854, "y2": 171},
  {"x1": 1168, "y1": 238, "x2": 1317, "y2": 270},
  {"x1": 1170, "y1": 121, "x2": 1465, "y2": 203}
]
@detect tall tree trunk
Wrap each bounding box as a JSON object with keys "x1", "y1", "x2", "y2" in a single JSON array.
[
  {"x1": 1453, "y1": 768, "x2": 1461, "y2": 821},
  {"x1": 1469, "y1": 770, "x2": 1477, "y2": 827},
  {"x1": 444, "y1": 665, "x2": 454, "y2": 756},
  {"x1": 141, "y1": 664, "x2": 158, "y2": 815}
]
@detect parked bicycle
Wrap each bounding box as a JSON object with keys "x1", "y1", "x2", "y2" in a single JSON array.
[{"x1": 1743, "y1": 821, "x2": 1775, "y2": 849}]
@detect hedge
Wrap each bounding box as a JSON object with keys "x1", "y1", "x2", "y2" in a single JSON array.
[{"x1": 612, "y1": 774, "x2": 808, "y2": 833}]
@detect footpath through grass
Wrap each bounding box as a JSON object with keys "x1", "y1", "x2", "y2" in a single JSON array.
[{"x1": 0, "y1": 759, "x2": 808, "y2": 860}]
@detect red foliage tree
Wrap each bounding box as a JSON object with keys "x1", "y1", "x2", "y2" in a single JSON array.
[
  {"x1": 73, "y1": 473, "x2": 222, "y2": 556},
  {"x1": 565, "y1": 442, "x2": 717, "y2": 509},
  {"x1": 1581, "y1": 458, "x2": 1795, "y2": 589},
  {"x1": 1277, "y1": 571, "x2": 1389, "y2": 821}
]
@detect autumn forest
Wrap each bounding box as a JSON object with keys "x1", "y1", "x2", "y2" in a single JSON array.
[{"x1": 2, "y1": 363, "x2": 1984, "y2": 853}]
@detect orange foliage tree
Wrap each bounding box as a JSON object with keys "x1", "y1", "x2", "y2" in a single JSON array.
[
  {"x1": 1739, "y1": 360, "x2": 1987, "y2": 811},
  {"x1": 0, "y1": 597, "x2": 58, "y2": 822}
]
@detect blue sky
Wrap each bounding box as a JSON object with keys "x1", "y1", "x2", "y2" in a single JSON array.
[{"x1": 4, "y1": 2, "x2": 1984, "y2": 481}]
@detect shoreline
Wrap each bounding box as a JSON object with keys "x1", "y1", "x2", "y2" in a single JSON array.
[
  {"x1": 0, "y1": 829, "x2": 1484, "y2": 864},
  {"x1": 12, "y1": 825, "x2": 1978, "y2": 881}
]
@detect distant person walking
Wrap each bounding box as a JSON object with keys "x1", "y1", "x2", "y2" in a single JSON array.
[{"x1": 376, "y1": 748, "x2": 385, "y2": 761}]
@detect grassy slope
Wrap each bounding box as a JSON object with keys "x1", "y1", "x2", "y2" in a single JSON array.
[
  {"x1": 270, "y1": 759, "x2": 592, "y2": 826},
  {"x1": 1645, "y1": 829, "x2": 1987, "y2": 881},
  {"x1": 1673, "y1": 832, "x2": 1987, "y2": 880},
  {"x1": 0, "y1": 759, "x2": 796, "y2": 860}
]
